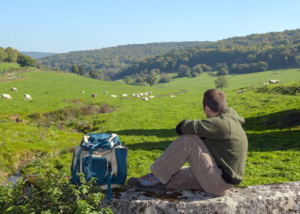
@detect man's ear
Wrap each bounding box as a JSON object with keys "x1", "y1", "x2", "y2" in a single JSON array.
[{"x1": 204, "y1": 105, "x2": 211, "y2": 113}]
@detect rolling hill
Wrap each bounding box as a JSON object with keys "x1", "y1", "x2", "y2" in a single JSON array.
[
  {"x1": 0, "y1": 66, "x2": 300, "y2": 189},
  {"x1": 119, "y1": 29, "x2": 300, "y2": 79},
  {"x1": 36, "y1": 41, "x2": 210, "y2": 77}
]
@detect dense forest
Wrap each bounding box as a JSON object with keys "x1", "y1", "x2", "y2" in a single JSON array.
[
  {"x1": 22, "y1": 51, "x2": 59, "y2": 59},
  {"x1": 118, "y1": 29, "x2": 300, "y2": 79},
  {"x1": 0, "y1": 47, "x2": 36, "y2": 67},
  {"x1": 36, "y1": 42, "x2": 209, "y2": 79},
  {"x1": 35, "y1": 29, "x2": 300, "y2": 84}
]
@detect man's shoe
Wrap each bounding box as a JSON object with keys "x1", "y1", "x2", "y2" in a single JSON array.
[{"x1": 128, "y1": 173, "x2": 166, "y2": 194}]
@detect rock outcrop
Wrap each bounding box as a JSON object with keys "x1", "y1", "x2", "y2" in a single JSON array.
[{"x1": 107, "y1": 181, "x2": 300, "y2": 214}]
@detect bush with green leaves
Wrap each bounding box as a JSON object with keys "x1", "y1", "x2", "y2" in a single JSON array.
[{"x1": 0, "y1": 167, "x2": 113, "y2": 214}]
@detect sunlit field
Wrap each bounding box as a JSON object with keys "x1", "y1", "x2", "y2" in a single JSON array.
[{"x1": 0, "y1": 67, "x2": 300, "y2": 188}]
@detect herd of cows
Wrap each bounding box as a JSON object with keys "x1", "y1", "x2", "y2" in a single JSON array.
[{"x1": 1, "y1": 87, "x2": 32, "y2": 100}]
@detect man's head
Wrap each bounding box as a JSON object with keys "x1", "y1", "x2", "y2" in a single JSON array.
[{"x1": 203, "y1": 89, "x2": 226, "y2": 118}]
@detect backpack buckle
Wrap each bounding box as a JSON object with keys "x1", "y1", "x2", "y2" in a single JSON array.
[{"x1": 108, "y1": 162, "x2": 112, "y2": 172}]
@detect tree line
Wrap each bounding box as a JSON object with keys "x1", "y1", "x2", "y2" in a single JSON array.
[
  {"x1": 117, "y1": 29, "x2": 300, "y2": 79},
  {"x1": 0, "y1": 47, "x2": 36, "y2": 67},
  {"x1": 36, "y1": 42, "x2": 209, "y2": 79}
]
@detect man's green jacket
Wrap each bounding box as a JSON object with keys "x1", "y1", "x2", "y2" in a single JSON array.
[{"x1": 177, "y1": 107, "x2": 248, "y2": 185}]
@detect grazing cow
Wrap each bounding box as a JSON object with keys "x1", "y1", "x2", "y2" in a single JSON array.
[
  {"x1": 136, "y1": 94, "x2": 140, "y2": 98},
  {"x1": 269, "y1": 79, "x2": 280, "y2": 84},
  {"x1": 237, "y1": 90, "x2": 245, "y2": 94},
  {"x1": 141, "y1": 97, "x2": 148, "y2": 101},
  {"x1": 149, "y1": 96, "x2": 155, "y2": 98},
  {"x1": 120, "y1": 94, "x2": 127, "y2": 97},
  {"x1": 104, "y1": 91, "x2": 108, "y2": 95},
  {"x1": 2, "y1": 94, "x2": 12, "y2": 100},
  {"x1": 131, "y1": 94, "x2": 136, "y2": 97},
  {"x1": 91, "y1": 93, "x2": 97, "y2": 98},
  {"x1": 24, "y1": 94, "x2": 32, "y2": 100},
  {"x1": 11, "y1": 87, "x2": 18, "y2": 92},
  {"x1": 170, "y1": 95, "x2": 176, "y2": 98},
  {"x1": 262, "y1": 83, "x2": 269, "y2": 86},
  {"x1": 110, "y1": 95, "x2": 117, "y2": 97},
  {"x1": 81, "y1": 91, "x2": 85, "y2": 93}
]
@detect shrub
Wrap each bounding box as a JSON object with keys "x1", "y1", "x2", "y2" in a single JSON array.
[
  {"x1": 158, "y1": 73, "x2": 172, "y2": 83},
  {"x1": 0, "y1": 168, "x2": 113, "y2": 214}
]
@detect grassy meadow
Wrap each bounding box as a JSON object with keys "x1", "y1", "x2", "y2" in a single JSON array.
[
  {"x1": 0, "y1": 62, "x2": 20, "y2": 71},
  {"x1": 0, "y1": 67, "x2": 300, "y2": 188}
]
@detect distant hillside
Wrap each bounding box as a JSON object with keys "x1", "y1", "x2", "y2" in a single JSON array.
[
  {"x1": 36, "y1": 41, "x2": 210, "y2": 78},
  {"x1": 22, "y1": 51, "x2": 59, "y2": 59},
  {"x1": 118, "y1": 29, "x2": 300, "y2": 79}
]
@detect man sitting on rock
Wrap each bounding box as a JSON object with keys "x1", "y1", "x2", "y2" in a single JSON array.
[{"x1": 128, "y1": 89, "x2": 248, "y2": 196}]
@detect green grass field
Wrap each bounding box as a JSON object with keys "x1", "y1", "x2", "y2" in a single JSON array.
[
  {"x1": 0, "y1": 62, "x2": 20, "y2": 70},
  {"x1": 0, "y1": 67, "x2": 300, "y2": 188}
]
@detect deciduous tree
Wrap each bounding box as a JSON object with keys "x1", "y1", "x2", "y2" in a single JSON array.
[
  {"x1": 135, "y1": 77, "x2": 144, "y2": 84},
  {"x1": 217, "y1": 68, "x2": 229, "y2": 76},
  {"x1": 192, "y1": 64, "x2": 203, "y2": 74},
  {"x1": 79, "y1": 67, "x2": 86, "y2": 75},
  {"x1": 5, "y1": 47, "x2": 19, "y2": 62},
  {"x1": 145, "y1": 70, "x2": 158, "y2": 86},
  {"x1": 177, "y1": 65, "x2": 191, "y2": 77},
  {"x1": 123, "y1": 76, "x2": 132, "y2": 84},
  {"x1": 159, "y1": 73, "x2": 172, "y2": 83},
  {"x1": 214, "y1": 76, "x2": 228, "y2": 90},
  {"x1": 17, "y1": 54, "x2": 35, "y2": 67},
  {"x1": 72, "y1": 64, "x2": 79, "y2": 74},
  {"x1": 0, "y1": 47, "x2": 8, "y2": 62},
  {"x1": 89, "y1": 70, "x2": 99, "y2": 79}
]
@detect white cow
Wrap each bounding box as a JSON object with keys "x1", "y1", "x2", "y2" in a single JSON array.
[
  {"x1": 262, "y1": 83, "x2": 269, "y2": 86},
  {"x1": 170, "y1": 95, "x2": 176, "y2": 98},
  {"x1": 111, "y1": 95, "x2": 117, "y2": 97},
  {"x1": 24, "y1": 94, "x2": 32, "y2": 100},
  {"x1": 11, "y1": 87, "x2": 18, "y2": 92},
  {"x1": 2, "y1": 94, "x2": 12, "y2": 100},
  {"x1": 120, "y1": 94, "x2": 127, "y2": 97},
  {"x1": 91, "y1": 93, "x2": 97, "y2": 98},
  {"x1": 81, "y1": 91, "x2": 85, "y2": 93},
  {"x1": 141, "y1": 97, "x2": 148, "y2": 101},
  {"x1": 269, "y1": 79, "x2": 280, "y2": 84}
]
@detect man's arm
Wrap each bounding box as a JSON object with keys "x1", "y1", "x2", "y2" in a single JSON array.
[{"x1": 177, "y1": 118, "x2": 229, "y2": 139}]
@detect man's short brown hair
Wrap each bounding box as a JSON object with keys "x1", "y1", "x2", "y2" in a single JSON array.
[{"x1": 203, "y1": 89, "x2": 227, "y2": 113}]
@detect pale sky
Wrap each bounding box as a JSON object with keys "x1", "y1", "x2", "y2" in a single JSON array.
[{"x1": 1, "y1": 0, "x2": 299, "y2": 53}]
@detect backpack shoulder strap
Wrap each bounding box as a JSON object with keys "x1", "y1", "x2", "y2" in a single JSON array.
[
  {"x1": 106, "y1": 161, "x2": 112, "y2": 205},
  {"x1": 70, "y1": 146, "x2": 83, "y2": 184}
]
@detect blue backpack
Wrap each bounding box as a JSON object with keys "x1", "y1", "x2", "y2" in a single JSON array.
[{"x1": 70, "y1": 133, "x2": 127, "y2": 204}]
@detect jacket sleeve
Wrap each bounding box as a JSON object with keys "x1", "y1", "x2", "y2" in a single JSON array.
[{"x1": 180, "y1": 118, "x2": 229, "y2": 140}]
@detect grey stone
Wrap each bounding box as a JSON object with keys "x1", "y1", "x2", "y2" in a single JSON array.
[{"x1": 105, "y1": 181, "x2": 300, "y2": 214}]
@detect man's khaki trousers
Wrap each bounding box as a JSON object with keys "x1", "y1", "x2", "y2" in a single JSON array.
[{"x1": 150, "y1": 135, "x2": 233, "y2": 195}]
